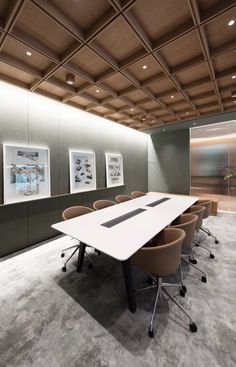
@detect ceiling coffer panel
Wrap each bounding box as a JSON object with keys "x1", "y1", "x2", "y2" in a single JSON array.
[{"x1": 0, "y1": 0, "x2": 235, "y2": 130}]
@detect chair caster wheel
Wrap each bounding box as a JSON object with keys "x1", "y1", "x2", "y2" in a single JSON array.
[
  {"x1": 148, "y1": 328, "x2": 154, "y2": 338},
  {"x1": 180, "y1": 289, "x2": 186, "y2": 297},
  {"x1": 210, "y1": 254, "x2": 215, "y2": 259},
  {"x1": 61, "y1": 253, "x2": 65, "y2": 258},
  {"x1": 182, "y1": 285, "x2": 187, "y2": 293},
  {"x1": 215, "y1": 240, "x2": 219, "y2": 244},
  {"x1": 62, "y1": 266, "x2": 67, "y2": 272},
  {"x1": 88, "y1": 263, "x2": 93, "y2": 269},
  {"x1": 201, "y1": 276, "x2": 207, "y2": 283},
  {"x1": 189, "y1": 322, "x2": 197, "y2": 333},
  {"x1": 95, "y1": 250, "x2": 101, "y2": 255},
  {"x1": 195, "y1": 243, "x2": 199, "y2": 247},
  {"x1": 189, "y1": 259, "x2": 197, "y2": 264}
]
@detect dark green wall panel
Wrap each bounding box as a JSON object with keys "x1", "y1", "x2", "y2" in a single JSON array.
[{"x1": 148, "y1": 130, "x2": 190, "y2": 195}]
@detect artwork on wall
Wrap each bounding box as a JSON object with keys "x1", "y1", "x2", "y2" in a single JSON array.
[
  {"x1": 69, "y1": 150, "x2": 96, "y2": 193},
  {"x1": 3, "y1": 144, "x2": 50, "y2": 204},
  {"x1": 105, "y1": 153, "x2": 124, "y2": 187}
]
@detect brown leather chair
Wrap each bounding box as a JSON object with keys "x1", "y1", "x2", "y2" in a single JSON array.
[
  {"x1": 197, "y1": 199, "x2": 219, "y2": 244},
  {"x1": 188, "y1": 205, "x2": 215, "y2": 259},
  {"x1": 93, "y1": 199, "x2": 116, "y2": 210},
  {"x1": 130, "y1": 191, "x2": 146, "y2": 198},
  {"x1": 115, "y1": 194, "x2": 133, "y2": 203},
  {"x1": 61, "y1": 206, "x2": 94, "y2": 272},
  {"x1": 170, "y1": 213, "x2": 207, "y2": 283},
  {"x1": 131, "y1": 228, "x2": 197, "y2": 337}
]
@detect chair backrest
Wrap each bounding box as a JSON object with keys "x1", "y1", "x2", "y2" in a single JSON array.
[
  {"x1": 131, "y1": 191, "x2": 146, "y2": 198},
  {"x1": 115, "y1": 194, "x2": 133, "y2": 203},
  {"x1": 62, "y1": 206, "x2": 93, "y2": 220},
  {"x1": 186, "y1": 205, "x2": 205, "y2": 230},
  {"x1": 93, "y1": 199, "x2": 116, "y2": 210},
  {"x1": 170, "y1": 213, "x2": 198, "y2": 248},
  {"x1": 131, "y1": 228, "x2": 185, "y2": 277},
  {"x1": 197, "y1": 199, "x2": 212, "y2": 219}
]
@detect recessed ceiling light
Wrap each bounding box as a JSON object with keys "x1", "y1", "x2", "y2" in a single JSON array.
[
  {"x1": 232, "y1": 75, "x2": 236, "y2": 79},
  {"x1": 170, "y1": 95, "x2": 174, "y2": 99},
  {"x1": 66, "y1": 73, "x2": 75, "y2": 85},
  {"x1": 96, "y1": 89, "x2": 100, "y2": 93},
  {"x1": 152, "y1": 120, "x2": 155, "y2": 123},
  {"x1": 234, "y1": 100, "x2": 236, "y2": 103},
  {"x1": 26, "y1": 51, "x2": 32, "y2": 56},
  {"x1": 131, "y1": 108, "x2": 134, "y2": 111},
  {"x1": 228, "y1": 20, "x2": 235, "y2": 26},
  {"x1": 186, "y1": 111, "x2": 189, "y2": 115},
  {"x1": 162, "y1": 128, "x2": 166, "y2": 131},
  {"x1": 142, "y1": 65, "x2": 147, "y2": 70}
]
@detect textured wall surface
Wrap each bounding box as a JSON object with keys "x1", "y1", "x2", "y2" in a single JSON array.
[
  {"x1": 0, "y1": 82, "x2": 148, "y2": 256},
  {"x1": 148, "y1": 129, "x2": 190, "y2": 195}
]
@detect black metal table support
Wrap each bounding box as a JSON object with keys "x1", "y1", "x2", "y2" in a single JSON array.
[
  {"x1": 77, "y1": 242, "x2": 86, "y2": 272},
  {"x1": 121, "y1": 259, "x2": 137, "y2": 313}
]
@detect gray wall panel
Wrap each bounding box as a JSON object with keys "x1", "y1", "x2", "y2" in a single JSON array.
[
  {"x1": 0, "y1": 82, "x2": 148, "y2": 257},
  {"x1": 28, "y1": 197, "x2": 60, "y2": 245},
  {"x1": 148, "y1": 130, "x2": 190, "y2": 194},
  {"x1": 0, "y1": 203, "x2": 28, "y2": 256},
  {"x1": 28, "y1": 93, "x2": 60, "y2": 196}
]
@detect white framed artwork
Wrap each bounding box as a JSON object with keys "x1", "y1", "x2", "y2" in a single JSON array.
[
  {"x1": 69, "y1": 150, "x2": 96, "y2": 193},
  {"x1": 105, "y1": 153, "x2": 124, "y2": 187},
  {"x1": 3, "y1": 144, "x2": 50, "y2": 204}
]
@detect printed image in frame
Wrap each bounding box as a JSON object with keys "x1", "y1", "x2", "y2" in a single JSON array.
[
  {"x1": 105, "y1": 153, "x2": 124, "y2": 187},
  {"x1": 3, "y1": 144, "x2": 50, "y2": 204},
  {"x1": 69, "y1": 150, "x2": 96, "y2": 193}
]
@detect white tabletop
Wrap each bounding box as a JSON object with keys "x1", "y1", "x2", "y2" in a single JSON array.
[{"x1": 52, "y1": 193, "x2": 198, "y2": 261}]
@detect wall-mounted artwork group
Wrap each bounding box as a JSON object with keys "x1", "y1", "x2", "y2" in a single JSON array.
[{"x1": 3, "y1": 144, "x2": 124, "y2": 204}]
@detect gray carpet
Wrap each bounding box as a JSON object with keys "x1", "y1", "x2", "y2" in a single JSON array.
[{"x1": 0, "y1": 213, "x2": 236, "y2": 367}]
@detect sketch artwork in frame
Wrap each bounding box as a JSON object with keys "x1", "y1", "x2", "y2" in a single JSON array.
[
  {"x1": 3, "y1": 144, "x2": 50, "y2": 204},
  {"x1": 105, "y1": 153, "x2": 124, "y2": 187},
  {"x1": 69, "y1": 150, "x2": 96, "y2": 193}
]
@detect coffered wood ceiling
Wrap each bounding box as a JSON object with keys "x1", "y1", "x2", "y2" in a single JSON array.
[{"x1": 0, "y1": 0, "x2": 236, "y2": 131}]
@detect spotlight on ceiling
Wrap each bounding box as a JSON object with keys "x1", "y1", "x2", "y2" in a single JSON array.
[
  {"x1": 66, "y1": 73, "x2": 75, "y2": 85},
  {"x1": 232, "y1": 75, "x2": 236, "y2": 79},
  {"x1": 232, "y1": 90, "x2": 236, "y2": 98},
  {"x1": 142, "y1": 65, "x2": 147, "y2": 70},
  {"x1": 228, "y1": 20, "x2": 235, "y2": 26},
  {"x1": 170, "y1": 95, "x2": 174, "y2": 99},
  {"x1": 96, "y1": 89, "x2": 100, "y2": 93},
  {"x1": 26, "y1": 51, "x2": 32, "y2": 56}
]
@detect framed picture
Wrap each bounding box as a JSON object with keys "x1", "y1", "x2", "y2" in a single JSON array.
[
  {"x1": 105, "y1": 153, "x2": 124, "y2": 187},
  {"x1": 3, "y1": 144, "x2": 50, "y2": 204},
  {"x1": 69, "y1": 150, "x2": 96, "y2": 193}
]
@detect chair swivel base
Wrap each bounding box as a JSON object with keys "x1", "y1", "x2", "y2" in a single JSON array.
[{"x1": 136, "y1": 277, "x2": 197, "y2": 338}]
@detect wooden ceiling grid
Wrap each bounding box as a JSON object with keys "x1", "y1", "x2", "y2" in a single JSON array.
[{"x1": 0, "y1": 0, "x2": 235, "y2": 130}]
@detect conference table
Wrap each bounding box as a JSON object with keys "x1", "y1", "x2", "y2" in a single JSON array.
[{"x1": 52, "y1": 192, "x2": 198, "y2": 313}]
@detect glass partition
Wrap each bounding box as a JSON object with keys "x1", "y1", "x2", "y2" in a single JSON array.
[{"x1": 190, "y1": 120, "x2": 236, "y2": 213}]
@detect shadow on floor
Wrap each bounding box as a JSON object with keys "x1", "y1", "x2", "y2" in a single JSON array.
[{"x1": 57, "y1": 252, "x2": 193, "y2": 354}]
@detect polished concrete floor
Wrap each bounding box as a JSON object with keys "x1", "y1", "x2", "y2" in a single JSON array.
[{"x1": 0, "y1": 213, "x2": 235, "y2": 367}]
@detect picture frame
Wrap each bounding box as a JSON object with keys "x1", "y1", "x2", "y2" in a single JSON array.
[
  {"x1": 105, "y1": 153, "x2": 124, "y2": 187},
  {"x1": 69, "y1": 150, "x2": 96, "y2": 193},
  {"x1": 3, "y1": 144, "x2": 50, "y2": 204}
]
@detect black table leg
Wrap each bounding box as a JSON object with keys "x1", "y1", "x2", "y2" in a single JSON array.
[
  {"x1": 77, "y1": 242, "x2": 86, "y2": 272},
  {"x1": 121, "y1": 259, "x2": 137, "y2": 313}
]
